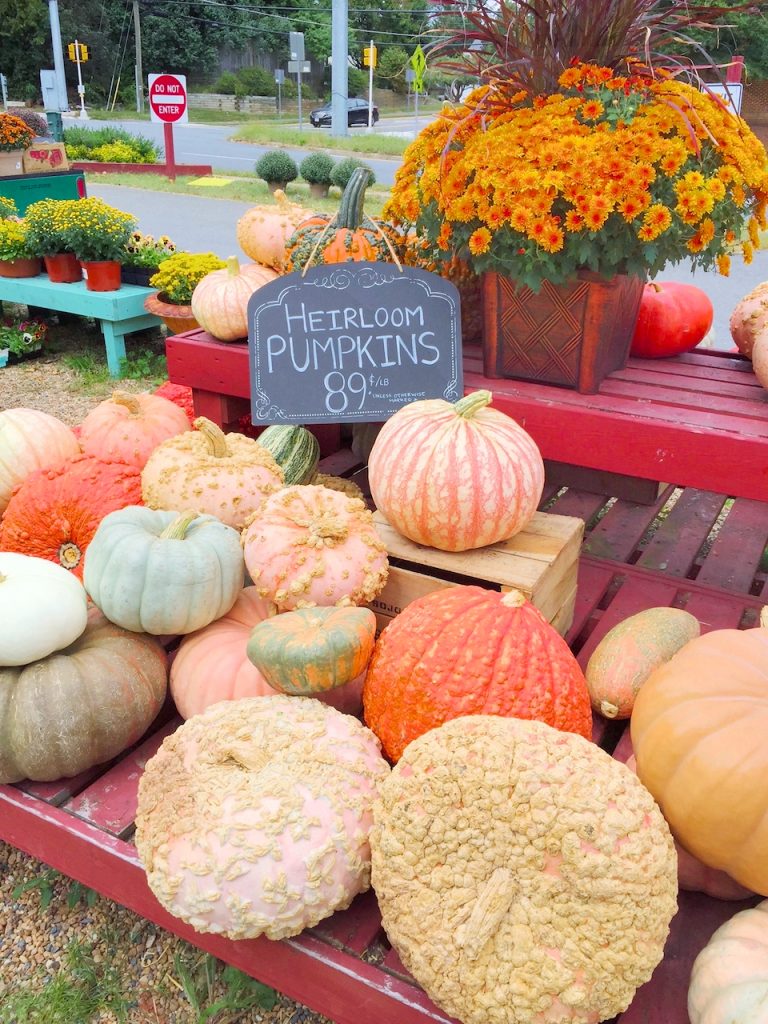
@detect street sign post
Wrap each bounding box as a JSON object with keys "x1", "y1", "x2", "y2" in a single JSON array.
[
  {"x1": 289, "y1": 31, "x2": 305, "y2": 130},
  {"x1": 365, "y1": 41, "x2": 376, "y2": 130},
  {"x1": 68, "y1": 40, "x2": 89, "y2": 120},
  {"x1": 275, "y1": 68, "x2": 285, "y2": 118},
  {"x1": 410, "y1": 45, "x2": 426, "y2": 126},
  {"x1": 148, "y1": 72, "x2": 188, "y2": 181}
]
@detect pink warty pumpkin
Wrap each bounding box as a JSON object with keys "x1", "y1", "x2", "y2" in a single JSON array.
[
  {"x1": 77, "y1": 390, "x2": 190, "y2": 469},
  {"x1": 170, "y1": 586, "x2": 278, "y2": 719},
  {"x1": 368, "y1": 390, "x2": 545, "y2": 552},
  {"x1": 0, "y1": 408, "x2": 81, "y2": 514},
  {"x1": 730, "y1": 280, "x2": 768, "y2": 357},
  {"x1": 241, "y1": 484, "x2": 388, "y2": 611}
]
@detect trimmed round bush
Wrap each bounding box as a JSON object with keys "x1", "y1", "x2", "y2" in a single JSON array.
[
  {"x1": 255, "y1": 150, "x2": 299, "y2": 185},
  {"x1": 300, "y1": 152, "x2": 335, "y2": 186},
  {"x1": 330, "y1": 157, "x2": 376, "y2": 191}
]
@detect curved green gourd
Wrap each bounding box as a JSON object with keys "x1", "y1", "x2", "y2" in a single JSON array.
[{"x1": 256, "y1": 425, "x2": 320, "y2": 485}]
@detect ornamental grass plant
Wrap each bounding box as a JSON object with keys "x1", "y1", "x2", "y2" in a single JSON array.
[{"x1": 386, "y1": 0, "x2": 768, "y2": 292}]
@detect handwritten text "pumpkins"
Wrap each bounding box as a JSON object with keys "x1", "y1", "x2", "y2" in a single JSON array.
[{"x1": 264, "y1": 301, "x2": 439, "y2": 374}]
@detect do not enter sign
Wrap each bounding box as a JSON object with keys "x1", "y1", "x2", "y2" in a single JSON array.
[{"x1": 148, "y1": 73, "x2": 188, "y2": 123}]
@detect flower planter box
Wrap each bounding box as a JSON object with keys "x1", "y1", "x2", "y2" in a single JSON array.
[
  {"x1": 121, "y1": 266, "x2": 156, "y2": 287},
  {"x1": 370, "y1": 510, "x2": 582, "y2": 637},
  {"x1": 0, "y1": 348, "x2": 8, "y2": 368},
  {"x1": 6, "y1": 344, "x2": 43, "y2": 365}
]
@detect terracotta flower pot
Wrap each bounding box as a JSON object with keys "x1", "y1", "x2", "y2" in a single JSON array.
[
  {"x1": 482, "y1": 269, "x2": 646, "y2": 394},
  {"x1": 80, "y1": 259, "x2": 122, "y2": 292},
  {"x1": 0, "y1": 257, "x2": 42, "y2": 279},
  {"x1": 144, "y1": 292, "x2": 201, "y2": 335},
  {"x1": 44, "y1": 253, "x2": 83, "y2": 284}
]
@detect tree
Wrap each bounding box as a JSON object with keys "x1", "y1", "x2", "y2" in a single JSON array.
[{"x1": 377, "y1": 45, "x2": 409, "y2": 93}]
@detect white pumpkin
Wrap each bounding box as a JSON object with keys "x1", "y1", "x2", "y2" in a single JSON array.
[
  {"x1": 0, "y1": 553, "x2": 88, "y2": 665},
  {"x1": 689, "y1": 900, "x2": 768, "y2": 1024}
]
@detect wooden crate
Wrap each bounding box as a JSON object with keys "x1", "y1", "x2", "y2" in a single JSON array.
[{"x1": 369, "y1": 510, "x2": 583, "y2": 636}]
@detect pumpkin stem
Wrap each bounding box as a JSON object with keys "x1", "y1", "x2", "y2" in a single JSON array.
[
  {"x1": 500, "y1": 589, "x2": 527, "y2": 608},
  {"x1": 760, "y1": 607, "x2": 768, "y2": 629},
  {"x1": 454, "y1": 390, "x2": 492, "y2": 419},
  {"x1": 338, "y1": 168, "x2": 371, "y2": 231},
  {"x1": 600, "y1": 700, "x2": 620, "y2": 719},
  {"x1": 225, "y1": 255, "x2": 240, "y2": 276},
  {"x1": 58, "y1": 541, "x2": 82, "y2": 570},
  {"x1": 193, "y1": 417, "x2": 229, "y2": 457},
  {"x1": 455, "y1": 868, "x2": 516, "y2": 961},
  {"x1": 273, "y1": 190, "x2": 291, "y2": 212},
  {"x1": 159, "y1": 511, "x2": 199, "y2": 540},
  {"x1": 111, "y1": 390, "x2": 141, "y2": 415},
  {"x1": 221, "y1": 743, "x2": 270, "y2": 773}
]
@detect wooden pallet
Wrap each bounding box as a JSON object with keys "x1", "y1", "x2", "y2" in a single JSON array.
[{"x1": 1, "y1": 461, "x2": 765, "y2": 1024}]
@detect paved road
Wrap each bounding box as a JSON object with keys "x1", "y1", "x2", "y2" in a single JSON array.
[{"x1": 63, "y1": 115, "x2": 403, "y2": 185}]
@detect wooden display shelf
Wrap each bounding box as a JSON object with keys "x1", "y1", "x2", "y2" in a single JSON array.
[{"x1": 1, "y1": 451, "x2": 766, "y2": 1024}]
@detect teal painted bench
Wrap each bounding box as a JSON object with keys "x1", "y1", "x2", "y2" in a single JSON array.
[{"x1": 0, "y1": 274, "x2": 161, "y2": 376}]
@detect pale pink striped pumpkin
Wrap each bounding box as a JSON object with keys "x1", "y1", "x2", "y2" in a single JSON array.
[
  {"x1": 368, "y1": 390, "x2": 545, "y2": 551},
  {"x1": 191, "y1": 257, "x2": 278, "y2": 342},
  {"x1": 78, "y1": 390, "x2": 190, "y2": 469},
  {"x1": 170, "y1": 586, "x2": 277, "y2": 719},
  {"x1": 0, "y1": 408, "x2": 81, "y2": 515},
  {"x1": 241, "y1": 484, "x2": 389, "y2": 612}
]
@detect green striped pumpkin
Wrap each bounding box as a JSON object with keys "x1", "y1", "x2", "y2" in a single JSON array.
[{"x1": 256, "y1": 425, "x2": 320, "y2": 485}]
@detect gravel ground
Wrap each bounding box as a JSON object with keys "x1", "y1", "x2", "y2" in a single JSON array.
[{"x1": 0, "y1": 327, "x2": 334, "y2": 1024}]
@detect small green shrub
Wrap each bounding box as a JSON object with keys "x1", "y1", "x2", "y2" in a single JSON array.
[
  {"x1": 254, "y1": 150, "x2": 298, "y2": 184},
  {"x1": 62, "y1": 126, "x2": 161, "y2": 162},
  {"x1": 235, "y1": 66, "x2": 276, "y2": 97},
  {"x1": 214, "y1": 71, "x2": 239, "y2": 95},
  {"x1": 348, "y1": 67, "x2": 367, "y2": 96},
  {"x1": 300, "y1": 152, "x2": 335, "y2": 185},
  {"x1": 330, "y1": 157, "x2": 376, "y2": 191}
]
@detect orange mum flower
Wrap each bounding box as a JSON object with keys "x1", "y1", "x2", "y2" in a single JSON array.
[{"x1": 468, "y1": 227, "x2": 492, "y2": 255}]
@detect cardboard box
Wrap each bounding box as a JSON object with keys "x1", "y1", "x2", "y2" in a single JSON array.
[
  {"x1": 369, "y1": 510, "x2": 583, "y2": 637},
  {"x1": 22, "y1": 143, "x2": 69, "y2": 174},
  {"x1": 0, "y1": 151, "x2": 25, "y2": 177}
]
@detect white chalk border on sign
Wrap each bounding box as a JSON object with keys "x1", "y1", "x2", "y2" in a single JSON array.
[{"x1": 248, "y1": 262, "x2": 463, "y2": 424}]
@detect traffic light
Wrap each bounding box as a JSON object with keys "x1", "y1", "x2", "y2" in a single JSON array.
[
  {"x1": 67, "y1": 42, "x2": 89, "y2": 62},
  {"x1": 363, "y1": 45, "x2": 377, "y2": 68}
]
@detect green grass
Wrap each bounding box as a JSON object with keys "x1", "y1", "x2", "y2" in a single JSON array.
[
  {"x1": 86, "y1": 106, "x2": 259, "y2": 125},
  {"x1": 84, "y1": 170, "x2": 391, "y2": 216},
  {"x1": 0, "y1": 938, "x2": 131, "y2": 1024},
  {"x1": 232, "y1": 121, "x2": 410, "y2": 156},
  {"x1": 62, "y1": 346, "x2": 168, "y2": 390},
  {"x1": 172, "y1": 951, "x2": 277, "y2": 1023}
]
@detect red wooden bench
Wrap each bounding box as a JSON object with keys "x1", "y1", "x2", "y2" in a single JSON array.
[
  {"x1": 165, "y1": 330, "x2": 768, "y2": 502},
  {"x1": 1, "y1": 448, "x2": 764, "y2": 1024}
]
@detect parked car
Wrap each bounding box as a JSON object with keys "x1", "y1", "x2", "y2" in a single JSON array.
[{"x1": 309, "y1": 98, "x2": 379, "y2": 128}]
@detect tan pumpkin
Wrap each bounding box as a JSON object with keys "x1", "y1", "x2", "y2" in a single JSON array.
[
  {"x1": 0, "y1": 608, "x2": 167, "y2": 783},
  {"x1": 77, "y1": 390, "x2": 190, "y2": 469},
  {"x1": 170, "y1": 586, "x2": 277, "y2": 719},
  {"x1": 236, "y1": 191, "x2": 307, "y2": 271},
  {"x1": 141, "y1": 416, "x2": 284, "y2": 530},
  {"x1": 631, "y1": 608, "x2": 768, "y2": 894},
  {"x1": 371, "y1": 716, "x2": 677, "y2": 1024},
  {"x1": 729, "y1": 280, "x2": 768, "y2": 357},
  {"x1": 689, "y1": 900, "x2": 768, "y2": 1024},
  {"x1": 752, "y1": 329, "x2": 768, "y2": 388},
  {"x1": 190, "y1": 256, "x2": 278, "y2": 342},
  {"x1": 0, "y1": 408, "x2": 81, "y2": 514}
]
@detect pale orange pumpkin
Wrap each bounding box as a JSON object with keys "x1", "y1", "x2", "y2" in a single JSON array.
[
  {"x1": 190, "y1": 256, "x2": 278, "y2": 342},
  {"x1": 141, "y1": 416, "x2": 284, "y2": 530},
  {"x1": 170, "y1": 586, "x2": 277, "y2": 719},
  {"x1": 241, "y1": 484, "x2": 388, "y2": 612},
  {"x1": 631, "y1": 608, "x2": 768, "y2": 895},
  {"x1": 77, "y1": 391, "x2": 190, "y2": 469},
  {"x1": 0, "y1": 408, "x2": 81, "y2": 514},
  {"x1": 368, "y1": 390, "x2": 545, "y2": 552},
  {"x1": 236, "y1": 191, "x2": 307, "y2": 271},
  {"x1": 752, "y1": 330, "x2": 768, "y2": 389},
  {"x1": 689, "y1": 900, "x2": 768, "y2": 1024}
]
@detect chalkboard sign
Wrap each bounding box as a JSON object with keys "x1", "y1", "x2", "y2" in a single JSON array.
[{"x1": 248, "y1": 262, "x2": 462, "y2": 424}]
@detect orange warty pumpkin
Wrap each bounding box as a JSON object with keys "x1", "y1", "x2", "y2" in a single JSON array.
[
  {"x1": 77, "y1": 390, "x2": 190, "y2": 469},
  {"x1": 368, "y1": 389, "x2": 545, "y2": 552},
  {"x1": 284, "y1": 168, "x2": 393, "y2": 272},
  {"x1": 363, "y1": 585, "x2": 592, "y2": 762},
  {"x1": 631, "y1": 608, "x2": 768, "y2": 895},
  {"x1": 0, "y1": 455, "x2": 143, "y2": 578}
]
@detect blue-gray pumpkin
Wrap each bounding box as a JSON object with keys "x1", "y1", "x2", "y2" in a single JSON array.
[{"x1": 84, "y1": 506, "x2": 244, "y2": 635}]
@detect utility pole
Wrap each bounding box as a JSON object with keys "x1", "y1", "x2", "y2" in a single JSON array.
[
  {"x1": 330, "y1": 0, "x2": 349, "y2": 137},
  {"x1": 48, "y1": 0, "x2": 69, "y2": 111},
  {"x1": 133, "y1": 0, "x2": 144, "y2": 113}
]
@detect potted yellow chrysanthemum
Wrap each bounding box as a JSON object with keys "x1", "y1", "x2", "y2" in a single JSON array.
[{"x1": 386, "y1": 0, "x2": 768, "y2": 392}]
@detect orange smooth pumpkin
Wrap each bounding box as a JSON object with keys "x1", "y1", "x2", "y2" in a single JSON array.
[
  {"x1": 363, "y1": 585, "x2": 592, "y2": 762},
  {"x1": 631, "y1": 608, "x2": 768, "y2": 895}
]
